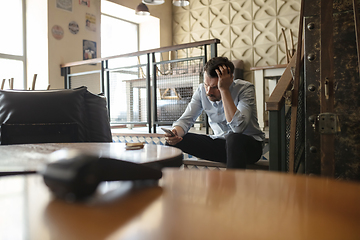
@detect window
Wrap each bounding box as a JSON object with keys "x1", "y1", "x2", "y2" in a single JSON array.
[
  {"x1": 0, "y1": 0, "x2": 26, "y2": 89},
  {"x1": 101, "y1": 1, "x2": 140, "y2": 123},
  {"x1": 101, "y1": 15, "x2": 139, "y2": 58},
  {"x1": 100, "y1": 0, "x2": 160, "y2": 125}
]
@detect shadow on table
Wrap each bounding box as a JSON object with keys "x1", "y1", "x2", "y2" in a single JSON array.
[{"x1": 44, "y1": 180, "x2": 162, "y2": 240}]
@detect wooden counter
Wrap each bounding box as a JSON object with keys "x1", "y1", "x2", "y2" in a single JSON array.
[{"x1": 0, "y1": 169, "x2": 359, "y2": 239}]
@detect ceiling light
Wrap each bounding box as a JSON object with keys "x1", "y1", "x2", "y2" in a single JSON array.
[
  {"x1": 173, "y1": 0, "x2": 189, "y2": 7},
  {"x1": 142, "y1": 0, "x2": 165, "y2": 5},
  {"x1": 135, "y1": 3, "x2": 150, "y2": 16}
]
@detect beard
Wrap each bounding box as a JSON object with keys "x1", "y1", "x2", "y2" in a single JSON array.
[{"x1": 207, "y1": 94, "x2": 221, "y2": 102}]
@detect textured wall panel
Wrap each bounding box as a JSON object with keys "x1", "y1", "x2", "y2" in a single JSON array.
[
  {"x1": 190, "y1": 8, "x2": 210, "y2": 30},
  {"x1": 254, "y1": 43, "x2": 278, "y2": 66},
  {"x1": 253, "y1": 19, "x2": 277, "y2": 45},
  {"x1": 172, "y1": 0, "x2": 301, "y2": 81},
  {"x1": 230, "y1": 0, "x2": 252, "y2": 22},
  {"x1": 277, "y1": 0, "x2": 300, "y2": 15},
  {"x1": 231, "y1": 23, "x2": 253, "y2": 47},
  {"x1": 253, "y1": 0, "x2": 276, "y2": 20},
  {"x1": 173, "y1": 12, "x2": 191, "y2": 34},
  {"x1": 190, "y1": 8, "x2": 210, "y2": 41},
  {"x1": 190, "y1": 0, "x2": 210, "y2": 9},
  {"x1": 173, "y1": 33, "x2": 191, "y2": 46},
  {"x1": 209, "y1": 3, "x2": 231, "y2": 26}
]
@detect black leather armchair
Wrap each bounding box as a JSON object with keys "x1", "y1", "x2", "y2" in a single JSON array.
[{"x1": 0, "y1": 86, "x2": 112, "y2": 145}]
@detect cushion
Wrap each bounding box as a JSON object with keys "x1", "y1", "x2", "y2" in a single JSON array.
[
  {"x1": 84, "y1": 91, "x2": 112, "y2": 142},
  {"x1": 232, "y1": 60, "x2": 244, "y2": 80},
  {"x1": 0, "y1": 87, "x2": 88, "y2": 143},
  {"x1": 1, "y1": 123, "x2": 79, "y2": 145}
]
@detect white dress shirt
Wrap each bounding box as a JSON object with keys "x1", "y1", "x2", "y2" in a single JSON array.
[{"x1": 173, "y1": 79, "x2": 265, "y2": 142}]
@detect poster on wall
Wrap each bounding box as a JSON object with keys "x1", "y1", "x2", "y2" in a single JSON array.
[
  {"x1": 83, "y1": 40, "x2": 97, "y2": 63},
  {"x1": 56, "y1": 0, "x2": 72, "y2": 12},
  {"x1": 85, "y1": 13, "x2": 96, "y2": 32},
  {"x1": 51, "y1": 25, "x2": 64, "y2": 40},
  {"x1": 68, "y1": 21, "x2": 79, "y2": 34},
  {"x1": 79, "y1": 0, "x2": 90, "y2": 7}
]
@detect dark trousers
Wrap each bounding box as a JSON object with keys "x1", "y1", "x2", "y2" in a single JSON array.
[{"x1": 170, "y1": 132, "x2": 263, "y2": 169}]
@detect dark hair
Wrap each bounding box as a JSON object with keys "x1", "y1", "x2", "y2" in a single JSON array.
[{"x1": 204, "y1": 57, "x2": 234, "y2": 78}]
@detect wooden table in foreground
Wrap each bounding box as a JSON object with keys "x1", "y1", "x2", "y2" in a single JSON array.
[
  {"x1": 0, "y1": 142, "x2": 183, "y2": 172},
  {"x1": 0, "y1": 169, "x2": 359, "y2": 240}
]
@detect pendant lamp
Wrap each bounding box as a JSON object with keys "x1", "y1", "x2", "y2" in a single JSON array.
[
  {"x1": 142, "y1": 0, "x2": 165, "y2": 5},
  {"x1": 135, "y1": 3, "x2": 150, "y2": 16},
  {"x1": 173, "y1": 0, "x2": 189, "y2": 7}
]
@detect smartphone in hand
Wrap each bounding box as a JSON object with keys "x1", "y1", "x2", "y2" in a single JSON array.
[{"x1": 161, "y1": 127, "x2": 175, "y2": 137}]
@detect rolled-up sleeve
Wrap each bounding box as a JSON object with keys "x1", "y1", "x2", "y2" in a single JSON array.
[
  {"x1": 173, "y1": 85, "x2": 204, "y2": 134},
  {"x1": 227, "y1": 84, "x2": 256, "y2": 133}
]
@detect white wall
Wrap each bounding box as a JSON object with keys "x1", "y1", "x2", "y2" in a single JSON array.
[{"x1": 48, "y1": 0, "x2": 101, "y2": 89}]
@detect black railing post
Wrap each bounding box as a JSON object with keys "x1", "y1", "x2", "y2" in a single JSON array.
[
  {"x1": 280, "y1": 106, "x2": 286, "y2": 172},
  {"x1": 104, "y1": 60, "x2": 110, "y2": 119},
  {"x1": 62, "y1": 67, "x2": 70, "y2": 89},
  {"x1": 151, "y1": 53, "x2": 158, "y2": 133},
  {"x1": 269, "y1": 106, "x2": 286, "y2": 171},
  {"x1": 210, "y1": 42, "x2": 218, "y2": 58},
  {"x1": 146, "y1": 53, "x2": 152, "y2": 133},
  {"x1": 203, "y1": 45, "x2": 209, "y2": 135},
  {"x1": 269, "y1": 110, "x2": 280, "y2": 171},
  {"x1": 101, "y1": 60, "x2": 105, "y2": 94}
]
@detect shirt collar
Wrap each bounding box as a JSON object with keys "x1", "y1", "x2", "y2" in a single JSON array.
[{"x1": 212, "y1": 99, "x2": 222, "y2": 107}]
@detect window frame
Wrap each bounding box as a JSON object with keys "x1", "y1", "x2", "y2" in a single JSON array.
[
  {"x1": 100, "y1": 12, "x2": 140, "y2": 57},
  {"x1": 0, "y1": 0, "x2": 27, "y2": 89}
]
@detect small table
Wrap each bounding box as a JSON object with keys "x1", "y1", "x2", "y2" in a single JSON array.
[
  {"x1": 0, "y1": 142, "x2": 183, "y2": 172},
  {"x1": 251, "y1": 64, "x2": 287, "y2": 130},
  {"x1": 0, "y1": 170, "x2": 359, "y2": 239}
]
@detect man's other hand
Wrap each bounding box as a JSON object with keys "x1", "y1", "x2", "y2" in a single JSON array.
[{"x1": 165, "y1": 128, "x2": 183, "y2": 145}]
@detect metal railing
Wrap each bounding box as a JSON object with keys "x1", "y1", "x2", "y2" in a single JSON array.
[
  {"x1": 265, "y1": 52, "x2": 305, "y2": 172},
  {"x1": 61, "y1": 39, "x2": 220, "y2": 133}
]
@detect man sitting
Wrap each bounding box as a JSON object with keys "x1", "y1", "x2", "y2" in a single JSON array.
[{"x1": 165, "y1": 57, "x2": 265, "y2": 169}]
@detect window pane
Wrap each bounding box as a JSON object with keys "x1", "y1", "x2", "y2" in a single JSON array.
[
  {"x1": 101, "y1": 15, "x2": 139, "y2": 123},
  {"x1": 0, "y1": 0, "x2": 23, "y2": 55},
  {"x1": 101, "y1": 15, "x2": 138, "y2": 69},
  {"x1": 0, "y1": 58, "x2": 24, "y2": 89},
  {"x1": 101, "y1": 15, "x2": 138, "y2": 57}
]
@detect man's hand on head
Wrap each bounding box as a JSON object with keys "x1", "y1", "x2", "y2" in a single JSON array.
[{"x1": 215, "y1": 64, "x2": 233, "y2": 92}]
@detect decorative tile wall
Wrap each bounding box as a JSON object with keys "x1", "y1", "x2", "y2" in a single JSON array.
[{"x1": 173, "y1": 0, "x2": 300, "y2": 82}]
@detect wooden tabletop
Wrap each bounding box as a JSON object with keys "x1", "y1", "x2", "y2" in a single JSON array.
[
  {"x1": 0, "y1": 142, "x2": 183, "y2": 172},
  {"x1": 0, "y1": 169, "x2": 359, "y2": 240}
]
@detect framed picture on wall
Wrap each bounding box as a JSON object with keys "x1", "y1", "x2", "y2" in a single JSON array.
[
  {"x1": 83, "y1": 40, "x2": 97, "y2": 64},
  {"x1": 85, "y1": 13, "x2": 96, "y2": 32},
  {"x1": 79, "y1": 0, "x2": 90, "y2": 7},
  {"x1": 56, "y1": 0, "x2": 72, "y2": 12}
]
